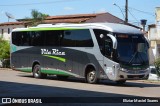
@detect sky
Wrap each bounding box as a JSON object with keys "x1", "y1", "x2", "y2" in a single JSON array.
[{"x1": 0, "y1": 0, "x2": 160, "y2": 27}]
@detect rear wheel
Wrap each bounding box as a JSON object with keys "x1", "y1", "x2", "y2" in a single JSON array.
[
  {"x1": 33, "y1": 64, "x2": 47, "y2": 79},
  {"x1": 86, "y1": 69, "x2": 98, "y2": 84}
]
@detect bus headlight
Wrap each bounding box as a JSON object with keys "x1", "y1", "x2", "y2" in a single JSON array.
[{"x1": 121, "y1": 68, "x2": 128, "y2": 72}]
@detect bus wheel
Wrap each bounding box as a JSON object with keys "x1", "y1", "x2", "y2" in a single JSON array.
[
  {"x1": 116, "y1": 80, "x2": 126, "y2": 84},
  {"x1": 33, "y1": 64, "x2": 47, "y2": 79},
  {"x1": 86, "y1": 69, "x2": 98, "y2": 84}
]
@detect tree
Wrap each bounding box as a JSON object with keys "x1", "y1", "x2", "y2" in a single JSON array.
[
  {"x1": 27, "y1": 9, "x2": 49, "y2": 26},
  {"x1": 0, "y1": 37, "x2": 10, "y2": 59},
  {"x1": 0, "y1": 37, "x2": 10, "y2": 68}
]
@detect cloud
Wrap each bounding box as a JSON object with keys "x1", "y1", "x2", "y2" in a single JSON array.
[
  {"x1": 97, "y1": 8, "x2": 106, "y2": 13},
  {"x1": 64, "y1": 7, "x2": 74, "y2": 11}
]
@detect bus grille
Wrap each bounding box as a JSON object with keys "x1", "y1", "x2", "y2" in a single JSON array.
[{"x1": 127, "y1": 75, "x2": 145, "y2": 79}]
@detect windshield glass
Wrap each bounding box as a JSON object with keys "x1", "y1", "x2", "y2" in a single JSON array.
[{"x1": 115, "y1": 33, "x2": 149, "y2": 68}]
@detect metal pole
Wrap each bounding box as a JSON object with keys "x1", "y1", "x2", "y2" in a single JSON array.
[
  {"x1": 125, "y1": 0, "x2": 128, "y2": 23},
  {"x1": 113, "y1": 3, "x2": 125, "y2": 20}
]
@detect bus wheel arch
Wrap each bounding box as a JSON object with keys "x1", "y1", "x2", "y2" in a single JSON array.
[
  {"x1": 85, "y1": 64, "x2": 99, "y2": 84},
  {"x1": 32, "y1": 61, "x2": 47, "y2": 79}
]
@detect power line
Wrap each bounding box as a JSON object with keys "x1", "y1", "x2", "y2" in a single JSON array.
[
  {"x1": 0, "y1": 0, "x2": 83, "y2": 7},
  {"x1": 128, "y1": 9, "x2": 139, "y2": 22},
  {"x1": 128, "y1": 7, "x2": 160, "y2": 22},
  {"x1": 128, "y1": 7, "x2": 155, "y2": 16}
]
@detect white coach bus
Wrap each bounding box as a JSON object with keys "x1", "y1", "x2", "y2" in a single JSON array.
[{"x1": 10, "y1": 23, "x2": 150, "y2": 84}]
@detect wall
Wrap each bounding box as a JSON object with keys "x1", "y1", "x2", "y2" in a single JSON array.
[{"x1": 0, "y1": 24, "x2": 25, "y2": 40}]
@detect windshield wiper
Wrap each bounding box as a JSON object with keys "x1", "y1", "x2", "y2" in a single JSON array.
[
  {"x1": 128, "y1": 51, "x2": 137, "y2": 64},
  {"x1": 128, "y1": 51, "x2": 146, "y2": 65}
]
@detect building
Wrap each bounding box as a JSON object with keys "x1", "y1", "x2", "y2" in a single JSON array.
[
  {"x1": 0, "y1": 12, "x2": 140, "y2": 41},
  {"x1": 17, "y1": 12, "x2": 140, "y2": 28},
  {"x1": 148, "y1": 7, "x2": 160, "y2": 64},
  {"x1": 17, "y1": 12, "x2": 125, "y2": 24},
  {"x1": 0, "y1": 22, "x2": 26, "y2": 40}
]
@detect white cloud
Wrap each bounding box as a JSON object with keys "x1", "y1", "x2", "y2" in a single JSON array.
[
  {"x1": 97, "y1": 8, "x2": 106, "y2": 13},
  {"x1": 64, "y1": 7, "x2": 74, "y2": 11}
]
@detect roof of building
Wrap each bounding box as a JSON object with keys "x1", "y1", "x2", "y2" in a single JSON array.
[
  {"x1": 43, "y1": 12, "x2": 125, "y2": 24},
  {"x1": 1, "y1": 12, "x2": 140, "y2": 29},
  {"x1": 0, "y1": 21, "x2": 25, "y2": 26},
  {"x1": 148, "y1": 24, "x2": 156, "y2": 28},
  {"x1": 16, "y1": 12, "x2": 124, "y2": 24}
]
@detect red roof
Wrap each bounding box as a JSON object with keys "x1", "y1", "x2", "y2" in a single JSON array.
[
  {"x1": 1, "y1": 12, "x2": 140, "y2": 29},
  {"x1": 45, "y1": 13, "x2": 98, "y2": 20},
  {"x1": 0, "y1": 21, "x2": 25, "y2": 26},
  {"x1": 43, "y1": 12, "x2": 124, "y2": 24}
]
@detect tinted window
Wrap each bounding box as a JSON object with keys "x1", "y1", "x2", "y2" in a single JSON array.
[
  {"x1": 62, "y1": 29, "x2": 93, "y2": 47},
  {"x1": 93, "y1": 29, "x2": 109, "y2": 55},
  {"x1": 45, "y1": 30, "x2": 62, "y2": 46},
  {"x1": 12, "y1": 29, "x2": 93, "y2": 47},
  {"x1": 93, "y1": 29, "x2": 109, "y2": 47},
  {"x1": 30, "y1": 31, "x2": 44, "y2": 46},
  {"x1": 12, "y1": 32, "x2": 30, "y2": 46}
]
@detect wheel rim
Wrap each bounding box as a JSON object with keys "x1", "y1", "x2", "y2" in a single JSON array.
[
  {"x1": 88, "y1": 71, "x2": 96, "y2": 82},
  {"x1": 34, "y1": 66, "x2": 40, "y2": 77}
]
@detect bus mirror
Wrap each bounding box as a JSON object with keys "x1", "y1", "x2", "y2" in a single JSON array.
[
  {"x1": 100, "y1": 34, "x2": 104, "y2": 38},
  {"x1": 107, "y1": 34, "x2": 117, "y2": 49},
  {"x1": 138, "y1": 43, "x2": 145, "y2": 52}
]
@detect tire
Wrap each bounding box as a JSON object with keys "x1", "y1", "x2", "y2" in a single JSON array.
[
  {"x1": 33, "y1": 64, "x2": 47, "y2": 79},
  {"x1": 116, "y1": 80, "x2": 126, "y2": 84},
  {"x1": 86, "y1": 69, "x2": 98, "y2": 84}
]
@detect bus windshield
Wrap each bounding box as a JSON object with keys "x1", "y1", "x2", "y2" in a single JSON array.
[{"x1": 115, "y1": 33, "x2": 149, "y2": 69}]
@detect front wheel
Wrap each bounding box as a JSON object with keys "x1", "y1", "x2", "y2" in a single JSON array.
[
  {"x1": 86, "y1": 69, "x2": 99, "y2": 84},
  {"x1": 33, "y1": 64, "x2": 47, "y2": 79}
]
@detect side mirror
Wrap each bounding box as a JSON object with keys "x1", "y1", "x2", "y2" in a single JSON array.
[{"x1": 107, "y1": 34, "x2": 117, "y2": 49}]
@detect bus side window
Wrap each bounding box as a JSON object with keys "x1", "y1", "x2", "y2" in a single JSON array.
[
  {"x1": 62, "y1": 29, "x2": 93, "y2": 47},
  {"x1": 18, "y1": 32, "x2": 29, "y2": 46},
  {"x1": 93, "y1": 29, "x2": 109, "y2": 55},
  {"x1": 45, "y1": 30, "x2": 62, "y2": 46},
  {"x1": 105, "y1": 37, "x2": 113, "y2": 58}
]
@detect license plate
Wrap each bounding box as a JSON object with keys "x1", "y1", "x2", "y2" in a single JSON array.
[{"x1": 133, "y1": 76, "x2": 139, "y2": 79}]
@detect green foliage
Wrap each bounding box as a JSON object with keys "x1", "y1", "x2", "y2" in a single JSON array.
[
  {"x1": 154, "y1": 58, "x2": 160, "y2": 77},
  {"x1": 0, "y1": 37, "x2": 10, "y2": 59},
  {"x1": 26, "y1": 9, "x2": 49, "y2": 26}
]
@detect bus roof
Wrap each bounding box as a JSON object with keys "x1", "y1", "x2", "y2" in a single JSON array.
[{"x1": 12, "y1": 23, "x2": 142, "y2": 34}]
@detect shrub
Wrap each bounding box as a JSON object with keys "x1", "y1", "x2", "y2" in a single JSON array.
[
  {"x1": 0, "y1": 37, "x2": 10, "y2": 67},
  {"x1": 154, "y1": 58, "x2": 160, "y2": 77}
]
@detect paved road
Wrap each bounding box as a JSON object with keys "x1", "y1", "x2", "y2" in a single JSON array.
[{"x1": 0, "y1": 68, "x2": 160, "y2": 106}]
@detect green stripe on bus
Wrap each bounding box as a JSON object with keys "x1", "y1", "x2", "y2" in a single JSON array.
[
  {"x1": 43, "y1": 55, "x2": 66, "y2": 62},
  {"x1": 41, "y1": 69, "x2": 70, "y2": 76},
  {"x1": 21, "y1": 27, "x2": 84, "y2": 31},
  {"x1": 16, "y1": 67, "x2": 75, "y2": 76},
  {"x1": 11, "y1": 45, "x2": 17, "y2": 53},
  {"x1": 16, "y1": 68, "x2": 32, "y2": 72}
]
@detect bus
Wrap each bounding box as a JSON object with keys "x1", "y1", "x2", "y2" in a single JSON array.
[{"x1": 10, "y1": 23, "x2": 150, "y2": 84}]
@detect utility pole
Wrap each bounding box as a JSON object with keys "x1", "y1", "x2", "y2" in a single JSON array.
[{"x1": 125, "y1": 0, "x2": 128, "y2": 23}]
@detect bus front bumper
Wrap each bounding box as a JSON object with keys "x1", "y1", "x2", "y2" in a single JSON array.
[{"x1": 116, "y1": 68, "x2": 150, "y2": 81}]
